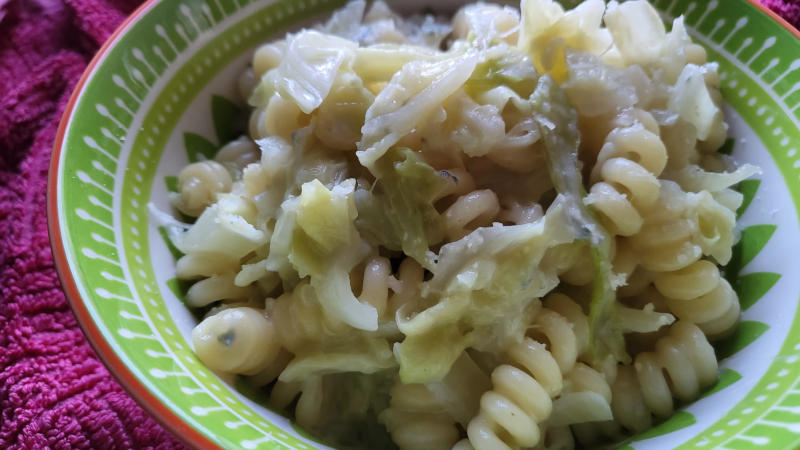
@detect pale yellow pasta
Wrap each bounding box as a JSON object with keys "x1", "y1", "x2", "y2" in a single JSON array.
[
  {"x1": 294, "y1": 377, "x2": 325, "y2": 431},
  {"x1": 549, "y1": 363, "x2": 613, "y2": 426},
  {"x1": 585, "y1": 182, "x2": 643, "y2": 236},
  {"x1": 626, "y1": 182, "x2": 703, "y2": 272},
  {"x1": 486, "y1": 140, "x2": 546, "y2": 173},
  {"x1": 467, "y1": 338, "x2": 559, "y2": 449},
  {"x1": 466, "y1": 297, "x2": 589, "y2": 449},
  {"x1": 436, "y1": 168, "x2": 478, "y2": 201},
  {"x1": 607, "y1": 364, "x2": 652, "y2": 434},
  {"x1": 593, "y1": 321, "x2": 716, "y2": 436},
  {"x1": 214, "y1": 136, "x2": 260, "y2": 175},
  {"x1": 354, "y1": 255, "x2": 392, "y2": 318},
  {"x1": 387, "y1": 257, "x2": 425, "y2": 316},
  {"x1": 585, "y1": 120, "x2": 667, "y2": 238},
  {"x1": 257, "y1": 92, "x2": 309, "y2": 140},
  {"x1": 563, "y1": 363, "x2": 612, "y2": 406},
  {"x1": 544, "y1": 293, "x2": 589, "y2": 358},
  {"x1": 498, "y1": 201, "x2": 543, "y2": 225},
  {"x1": 270, "y1": 376, "x2": 326, "y2": 431},
  {"x1": 380, "y1": 382, "x2": 460, "y2": 450},
  {"x1": 591, "y1": 122, "x2": 667, "y2": 180},
  {"x1": 248, "y1": 106, "x2": 267, "y2": 139},
  {"x1": 443, "y1": 189, "x2": 501, "y2": 241},
  {"x1": 247, "y1": 349, "x2": 292, "y2": 387},
  {"x1": 270, "y1": 379, "x2": 302, "y2": 411},
  {"x1": 633, "y1": 321, "x2": 717, "y2": 417},
  {"x1": 185, "y1": 272, "x2": 254, "y2": 307},
  {"x1": 252, "y1": 42, "x2": 286, "y2": 77},
  {"x1": 191, "y1": 306, "x2": 281, "y2": 375},
  {"x1": 616, "y1": 266, "x2": 655, "y2": 299},
  {"x1": 654, "y1": 260, "x2": 740, "y2": 339},
  {"x1": 175, "y1": 252, "x2": 238, "y2": 279},
  {"x1": 172, "y1": 160, "x2": 232, "y2": 217}
]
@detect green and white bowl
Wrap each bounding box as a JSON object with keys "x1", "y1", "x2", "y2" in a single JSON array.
[{"x1": 48, "y1": 0, "x2": 800, "y2": 448}]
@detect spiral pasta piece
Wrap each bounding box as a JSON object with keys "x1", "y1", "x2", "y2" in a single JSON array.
[
  {"x1": 436, "y1": 168, "x2": 477, "y2": 201},
  {"x1": 176, "y1": 252, "x2": 238, "y2": 279},
  {"x1": 545, "y1": 296, "x2": 614, "y2": 432},
  {"x1": 611, "y1": 321, "x2": 717, "y2": 433},
  {"x1": 251, "y1": 93, "x2": 309, "y2": 140},
  {"x1": 215, "y1": 136, "x2": 260, "y2": 176},
  {"x1": 498, "y1": 201, "x2": 543, "y2": 225},
  {"x1": 549, "y1": 363, "x2": 614, "y2": 433},
  {"x1": 191, "y1": 306, "x2": 282, "y2": 375},
  {"x1": 354, "y1": 255, "x2": 392, "y2": 318},
  {"x1": 252, "y1": 42, "x2": 286, "y2": 77},
  {"x1": 443, "y1": 189, "x2": 501, "y2": 241},
  {"x1": 586, "y1": 118, "x2": 667, "y2": 237},
  {"x1": 466, "y1": 298, "x2": 587, "y2": 449},
  {"x1": 380, "y1": 382, "x2": 460, "y2": 450},
  {"x1": 387, "y1": 257, "x2": 425, "y2": 316},
  {"x1": 653, "y1": 260, "x2": 739, "y2": 340},
  {"x1": 270, "y1": 376, "x2": 325, "y2": 431},
  {"x1": 172, "y1": 160, "x2": 232, "y2": 217},
  {"x1": 185, "y1": 272, "x2": 254, "y2": 307},
  {"x1": 626, "y1": 182, "x2": 703, "y2": 272}
]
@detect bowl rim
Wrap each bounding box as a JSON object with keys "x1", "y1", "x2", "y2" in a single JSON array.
[
  {"x1": 45, "y1": 0, "x2": 223, "y2": 448},
  {"x1": 45, "y1": 0, "x2": 799, "y2": 449}
]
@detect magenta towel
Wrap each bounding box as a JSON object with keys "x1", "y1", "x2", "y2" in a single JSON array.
[
  {"x1": 0, "y1": 0, "x2": 795, "y2": 449},
  {"x1": 763, "y1": 0, "x2": 800, "y2": 28},
  {"x1": 0, "y1": 0, "x2": 185, "y2": 448}
]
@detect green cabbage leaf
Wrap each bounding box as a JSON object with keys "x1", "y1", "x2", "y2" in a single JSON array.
[{"x1": 354, "y1": 147, "x2": 448, "y2": 268}]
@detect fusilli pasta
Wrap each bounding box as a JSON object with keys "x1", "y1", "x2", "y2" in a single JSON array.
[
  {"x1": 380, "y1": 382, "x2": 460, "y2": 450},
  {"x1": 465, "y1": 296, "x2": 589, "y2": 449},
  {"x1": 654, "y1": 260, "x2": 740, "y2": 340},
  {"x1": 611, "y1": 321, "x2": 717, "y2": 433}
]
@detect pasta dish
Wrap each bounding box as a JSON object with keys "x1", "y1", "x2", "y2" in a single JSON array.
[{"x1": 164, "y1": 0, "x2": 759, "y2": 448}]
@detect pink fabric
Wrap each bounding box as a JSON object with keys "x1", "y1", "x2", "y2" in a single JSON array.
[
  {"x1": 0, "y1": 0, "x2": 184, "y2": 448},
  {"x1": 761, "y1": 0, "x2": 800, "y2": 29},
  {"x1": 0, "y1": 0, "x2": 795, "y2": 448}
]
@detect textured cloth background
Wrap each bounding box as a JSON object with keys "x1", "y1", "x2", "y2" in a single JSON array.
[
  {"x1": 0, "y1": 0, "x2": 184, "y2": 448},
  {"x1": 0, "y1": 0, "x2": 796, "y2": 449},
  {"x1": 763, "y1": 0, "x2": 800, "y2": 26}
]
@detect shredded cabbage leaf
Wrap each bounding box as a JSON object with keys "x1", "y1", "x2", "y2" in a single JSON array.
[
  {"x1": 518, "y1": 0, "x2": 610, "y2": 82},
  {"x1": 603, "y1": 0, "x2": 666, "y2": 66},
  {"x1": 276, "y1": 30, "x2": 358, "y2": 114},
  {"x1": 281, "y1": 337, "x2": 396, "y2": 382},
  {"x1": 357, "y1": 51, "x2": 479, "y2": 170},
  {"x1": 354, "y1": 147, "x2": 448, "y2": 268},
  {"x1": 666, "y1": 163, "x2": 761, "y2": 193},
  {"x1": 531, "y1": 75, "x2": 628, "y2": 364},
  {"x1": 465, "y1": 46, "x2": 539, "y2": 98},
  {"x1": 268, "y1": 179, "x2": 378, "y2": 331},
  {"x1": 173, "y1": 193, "x2": 266, "y2": 260},
  {"x1": 668, "y1": 64, "x2": 723, "y2": 141},
  {"x1": 395, "y1": 198, "x2": 577, "y2": 383}
]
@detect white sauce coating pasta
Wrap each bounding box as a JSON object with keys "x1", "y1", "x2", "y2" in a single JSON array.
[{"x1": 164, "y1": 0, "x2": 760, "y2": 448}]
